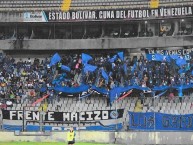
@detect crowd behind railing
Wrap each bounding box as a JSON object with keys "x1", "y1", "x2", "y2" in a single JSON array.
[{"x1": 0, "y1": 50, "x2": 192, "y2": 108}]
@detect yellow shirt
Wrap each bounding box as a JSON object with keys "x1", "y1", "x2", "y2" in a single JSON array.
[
  {"x1": 134, "y1": 101, "x2": 143, "y2": 112},
  {"x1": 67, "y1": 131, "x2": 75, "y2": 142}
]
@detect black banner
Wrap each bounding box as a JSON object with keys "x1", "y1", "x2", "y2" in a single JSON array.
[
  {"x1": 45, "y1": 6, "x2": 193, "y2": 22},
  {"x1": 2, "y1": 109, "x2": 124, "y2": 121},
  {"x1": 145, "y1": 48, "x2": 193, "y2": 61},
  {"x1": 145, "y1": 48, "x2": 193, "y2": 56},
  {"x1": 2, "y1": 110, "x2": 39, "y2": 121}
]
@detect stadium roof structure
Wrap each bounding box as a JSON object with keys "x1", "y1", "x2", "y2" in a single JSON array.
[{"x1": 0, "y1": 0, "x2": 193, "y2": 12}]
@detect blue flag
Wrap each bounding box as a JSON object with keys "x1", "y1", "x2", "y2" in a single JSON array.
[
  {"x1": 178, "y1": 86, "x2": 183, "y2": 97},
  {"x1": 109, "y1": 71, "x2": 113, "y2": 77},
  {"x1": 131, "y1": 63, "x2": 137, "y2": 74},
  {"x1": 109, "y1": 86, "x2": 149, "y2": 103},
  {"x1": 152, "y1": 86, "x2": 170, "y2": 91},
  {"x1": 176, "y1": 58, "x2": 187, "y2": 66},
  {"x1": 82, "y1": 53, "x2": 93, "y2": 64},
  {"x1": 84, "y1": 64, "x2": 97, "y2": 72},
  {"x1": 52, "y1": 73, "x2": 67, "y2": 85},
  {"x1": 155, "y1": 54, "x2": 163, "y2": 61},
  {"x1": 109, "y1": 55, "x2": 117, "y2": 63},
  {"x1": 146, "y1": 54, "x2": 152, "y2": 61},
  {"x1": 91, "y1": 85, "x2": 108, "y2": 95},
  {"x1": 178, "y1": 68, "x2": 186, "y2": 74},
  {"x1": 49, "y1": 53, "x2": 61, "y2": 67},
  {"x1": 170, "y1": 55, "x2": 179, "y2": 60},
  {"x1": 165, "y1": 55, "x2": 171, "y2": 62},
  {"x1": 154, "y1": 90, "x2": 167, "y2": 98},
  {"x1": 40, "y1": 87, "x2": 47, "y2": 92},
  {"x1": 61, "y1": 65, "x2": 71, "y2": 72},
  {"x1": 80, "y1": 92, "x2": 93, "y2": 99},
  {"x1": 117, "y1": 52, "x2": 124, "y2": 61},
  {"x1": 54, "y1": 84, "x2": 90, "y2": 94},
  {"x1": 123, "y1": 63, "x2": 128, "y2": 75},
  {"x1": 102, "y1": 69, "x2": 109, "y2": 81}
]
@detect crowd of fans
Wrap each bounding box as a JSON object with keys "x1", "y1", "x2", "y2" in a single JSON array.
[
  {"x1": 0, "y1": 53, "x2": 52, "y2": 107},
  {"x1": 0, "y1": 51, "x2": 193, "y2": 107}
]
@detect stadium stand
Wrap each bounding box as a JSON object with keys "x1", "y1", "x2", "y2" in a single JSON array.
[
  {"x1": 0, "y1": 0, "x2": 193, "y2": 138},
  {"x1": 0, "y1": 47, "x2": 192, "y2": 131},
  {"x1": 141, "y1": 95, "x2": 193, "y2": 115},
  {"x1": 0, "y1": 0, "x2": 193, "y2": 11}
]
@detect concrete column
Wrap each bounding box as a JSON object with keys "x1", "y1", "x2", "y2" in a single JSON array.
[{"x1": 173, "y1": 20, "x2": 179, "y2": 36}]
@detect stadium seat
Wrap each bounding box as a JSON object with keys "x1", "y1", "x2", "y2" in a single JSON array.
[{"x1": 0, "y1": 0, "x2": 192, "y2": 11}]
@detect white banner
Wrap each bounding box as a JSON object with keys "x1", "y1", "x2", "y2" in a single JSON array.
[{"x1": 23, "y1": 11, "x2": 48, "y2": 22}]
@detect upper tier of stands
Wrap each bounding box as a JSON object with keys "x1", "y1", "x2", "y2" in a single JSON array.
[{"x1": 0, "y1": 0, "x2": 193, "y2": 11}]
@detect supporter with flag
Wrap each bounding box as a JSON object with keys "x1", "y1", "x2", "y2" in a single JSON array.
[
  {"x1": 49, "y1": 53, "x2": 61, "y2": 67},
  {"x1": 117, "y1": 52, "x2": 124, "y2": 61},
  {"x1": 82, "y1": 53, "x2": 92, "y2": 64},
  {"x1": 2, "y1": 50, "x2": 193, "y2": 108}
]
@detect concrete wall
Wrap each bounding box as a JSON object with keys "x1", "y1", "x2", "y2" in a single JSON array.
[
  {"x1": 1, "y1": 131, "x2": 193, "y2": 144},
  {"x1": 0, "y1": 131, "x2": 115, "y2": 144},
  {"x1": 1, "y1": 36, "x2": 193, "y2": 50},
  {"x1": 116, "y1": 132, "x2": 193, "y2": 145},
  {"x1": 0, "y1": 12, "x2": 22, "y2": 22}
]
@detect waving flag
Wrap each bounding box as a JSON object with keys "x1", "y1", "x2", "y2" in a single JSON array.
[
  {"x1": 52, "y1": 73, "x2": 67, "y2": 85},
  {"x1": 102, "y1": 69, "x2": 109, "y2": 81},
  {"x1": 40, "y1": 87, "x2": 47, "y2": 92},
  {"x1": 82, "y1": 53, "x2": 93, "y2": 64},
  {"x1": 79, "y1": 92, "x2": 93, "y2": 99},
  {"x1": 116, "y1": 90, "x2": 133, "y2": 101},
  {"x1": 178, "y1": 68, "x2": 186, "y2": 74},
  {"x1": 123, "y1": 63, "x2": 128, "y2": 75},
  {"x1": 131, "y1": 63, "x2": 137, "y2": 74},
  {"x1": 32, "y1": 94, "x2": 49, "y2": 106},
  {"x1": 61, "y1": 65, "x2": 71, "y2": 72},
  {"x1": 146, "y1": 54, "x2": 152, "y2": 61},
  {"x1": 152, "y1": 86, "x2": 170, "y2": 91},
  {"x1": 165, "y1": 55, "x2": 171, "y2": 62},
  {"x1": 84, "y1": 64, "x2": 97, "y2": 72},
  {"x1": 154, "y1": 90, "x2": 167, "y2": 98},
  {"x1": 176, "y1": 58, "x2": 187, "y2": 67},
  {"x1": 109, "y1": 55, "x2": 117, "y2": 63},
  {"x1": 117, "y1": 52, "x2": 124, "y2": 61},
  {"x1": 170, "y1": 55, "x2": 179, "y2": 60},
  {"x1": 178, "y1": 86, "x2": 183, "y2": 97},
  {"x1": 155, "y1": 54, "x2": 163, "y2": 61},
  {"x1": 54, "y1": 84, "x2": 90, "y2": 94},
  {"x1": 49, "y1": 53, "x2": 61, "y2": 67},
  {"x1": 109, "y1": 86, "x2": 149, "y2": 103}
]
